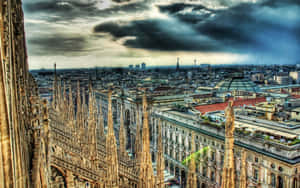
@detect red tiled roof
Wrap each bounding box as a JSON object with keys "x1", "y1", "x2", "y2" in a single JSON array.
[
  {"x1": 292, "y1": 95, "x2": 300, "y2": 99},
  {"x1": 195, "y1": 97, "x2": 266, "y2": 115}
]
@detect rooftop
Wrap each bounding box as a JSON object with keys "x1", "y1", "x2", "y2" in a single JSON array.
[{"x1": 195, "y1": 97, "x2": 266, "y2": 115}]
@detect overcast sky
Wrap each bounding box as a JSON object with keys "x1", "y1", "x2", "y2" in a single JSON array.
[{"x1": 23, "y1": 0, "x2": 300, "y2": 69}]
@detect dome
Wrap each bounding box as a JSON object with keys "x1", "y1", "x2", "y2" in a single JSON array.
[{"x1": 215, "y1": 75, "x2": 260, "y2": 93}]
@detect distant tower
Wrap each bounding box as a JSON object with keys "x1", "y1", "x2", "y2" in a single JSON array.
[
  {"x1": 176, "y1": 57, "x2": 180, "y2": 71},
  {"x1": 141, "y1": 62, "x2": 146, "y2": 70},
  {"x1": 221, "y1": 101, "x2": 236, "y2": 188},
  {"x1": 194, "y1": 59, "x2": 197, "y2": 67}
]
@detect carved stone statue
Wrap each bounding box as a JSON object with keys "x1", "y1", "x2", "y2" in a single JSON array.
[{"x1": 225, "y1": 101, "x2": 235, "y2": 138}]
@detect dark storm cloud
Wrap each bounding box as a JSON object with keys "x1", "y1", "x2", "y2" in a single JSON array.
[
  {"x1": 159, "y1": 3, "x2": 214, "y2": 24},
  {"x1": 93, "y1": 0, "x2": 300, "y2": 64},
  {"x1": 23, "y1": 0, "x2": 150, "y2": 21},
  {"x1": 27, "y1": 34, "x2": 88, "y2": 56},
  {"x1": 94, "y1": 19, "x2": 222, "y2": 51}
]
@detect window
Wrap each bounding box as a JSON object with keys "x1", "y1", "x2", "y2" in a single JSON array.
[
  {"x1": 211, "y1": 151, "x2": 215, "y2": 161},
  {"x1": 211, "y1": 171, "x2": 215, "y2": 181},
  {"x1": 203, "y1": 166, "x2": 207, "y2": 177},
  {"x1": 293, "y1": 178, "x2": 297, "y2": 188},
  {"x1": 271, "y1": 163, "x2": 275, "y2": 169},
  {"x1": 278, "y1": 166, "x2": 283, "y2": 172},
  {"x1": 253, "y1": 169, "x2": 258, "y2": 181},
  {"x1": 255, "y1": 157, "x2": 259, "y2": 163},
  {"x1": 271, "y1": 173, "x2": 276, "y2": 187}
]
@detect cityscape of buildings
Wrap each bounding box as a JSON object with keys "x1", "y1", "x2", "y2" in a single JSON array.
[{"x1": 1, "y1": 0, "x2": 300, "y2": 188}]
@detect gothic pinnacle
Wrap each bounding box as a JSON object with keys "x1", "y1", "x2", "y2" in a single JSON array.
[
  {"x1": 156, "y1": 119, "x2": 164, "y2": 188},
  {"x1": 138, "y1": 93, "x2": 155, "y2": 188},
  {"x1": 119, "y1": 103, "x2": 127, "y2": 158},
  {"x1": 135, "y1": 108, "x2": 141, "y2": 160},
  {"x1": 221, "y1": 101, "x2": 236, "y2": 188},
  {"x1": 105, "y1": 90, "x2": 119, "y2": 188},
  {"x1": 239, "y1": 150, "x2": 247, "y2": 188},
  {"x1": 98, "y1": 100, "x2": 105, "y2": 139},
  {"x1": 186, "y1": 132, "x2": 197, "y2": 188},
  {"x1": 68, "y1": 84, "x2": 74, "y2": 124}
]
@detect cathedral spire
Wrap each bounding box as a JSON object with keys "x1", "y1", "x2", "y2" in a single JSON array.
[
  {"x1": 98, "y1": 99, "x2": 105, "y2": 139},
  {"x1": 52, "y1": 63, "x2": 58, "y2": 109},
  {"x1": 68, "y1": 84, "x2": 75, "y2": 124},
  {"x1": 88, "y1": 87, "x2": 94, "y2": 121},
  {"x1": 186, "y1": 132, "x2": 197, "y2": 188},
  {"x1": 62, "y1": 81, "x2": 67, "y2": 120},
  {"x1": 138, "y1": 93, "x2": 155, "y2": 188},
  {"x1": 76, "y1": 81, "x2": 82, "y2": 129},
  {"x1": 88, "y1": 87, "x2": 97, "y2": 161},
  {"x1": 156, "y1": 119, "x2": 164, "y2": 188},
  {"x1": 57, "y1": 78, "x2": 62, "y2": 111},
  {"x1": 119, "y1": 103, "x2": 127, "y2": 158},
  {"x1": 135, "y1": 108, "x2": 141, "y2": 160},
  {"x1": 105, "y1": 90, "x2": 119, "y2": 188},
  {"x1": 221, "y1": 101, "x2": 236, "y2": 188},
  {"x1": 239, "y1": 150, "x2": 247, "y2": 188},
  {"x1": 82, "y1": 88, "x2": 87, "y2": 127}
]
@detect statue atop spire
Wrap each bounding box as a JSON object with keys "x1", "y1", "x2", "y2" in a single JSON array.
[
  {"x1": 105, "y1": 90, "x2": 119, "y2": 188},
  {"x1": 186, "y1": 132, "x2": 197, "y2": 188},
  {"x1": 156, "y1": 119, "x2": 164, "y2": 188},
  {"x1": 119, "y1": 103, "x2": 127, "y2": 158},
  {"x1": 138, "y1": 93, "x2": 155, "y2": 188},
  {"x1": 221, "y1": 101, "x2": 236, "y2": 188}
]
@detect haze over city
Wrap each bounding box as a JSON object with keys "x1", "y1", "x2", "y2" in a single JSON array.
[{"x1": 23, "y1": 0, "x2": 300, "y2": 69}]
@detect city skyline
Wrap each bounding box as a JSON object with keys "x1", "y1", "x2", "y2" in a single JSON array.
[{"x1": 23, "y1": 0, "x2": 300, "y2": 69}]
